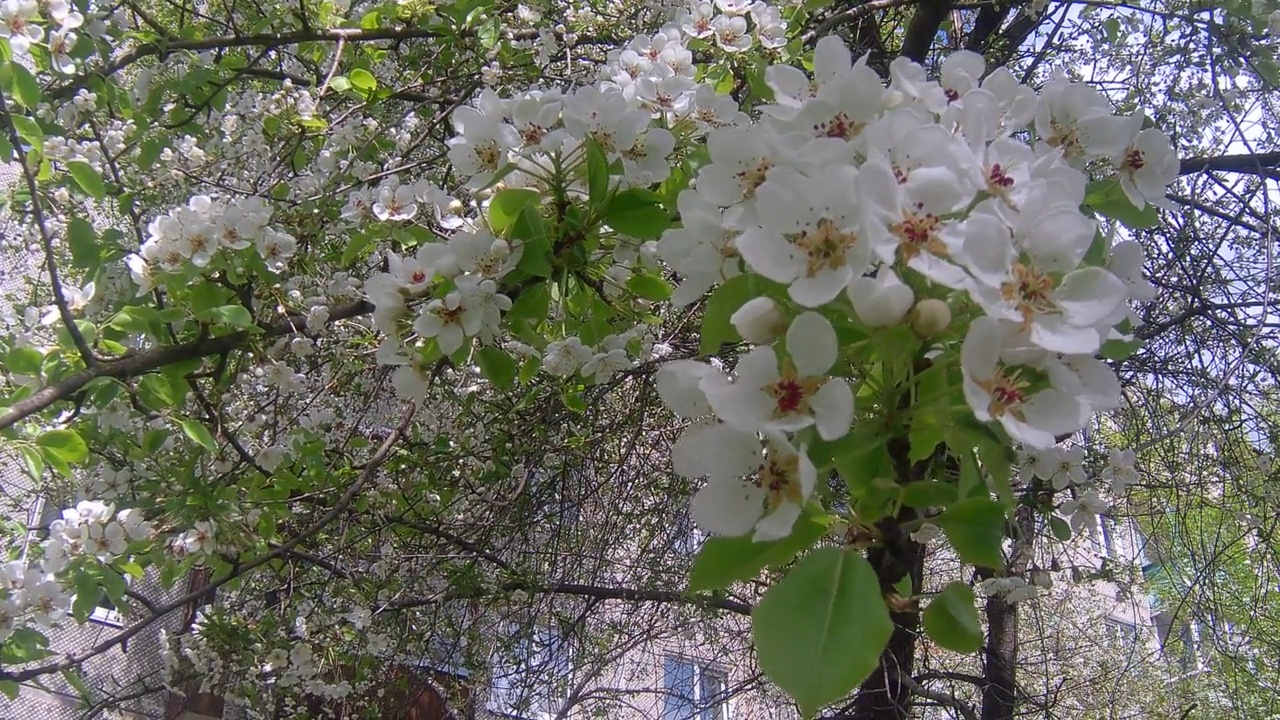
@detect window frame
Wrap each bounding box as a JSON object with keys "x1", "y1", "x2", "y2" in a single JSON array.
[{"x1": 661, "y1": 655, "x2": 731, "y2": 720}]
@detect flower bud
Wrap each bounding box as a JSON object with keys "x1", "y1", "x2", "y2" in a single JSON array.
[
  {"x1": 730, "y1": 297, "x2": 788, "y2": 344},
  {"x1": 910, "y1": 299, "x2": 952, "y2": 337}
]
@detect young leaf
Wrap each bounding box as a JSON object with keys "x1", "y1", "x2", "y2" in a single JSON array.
[
  {"x1": 922, "y1": 582, "x2": 984, "y2": 653},
  {"x1": 36, "y1": 429, "x2": 88, "y2": 464},
  {"x1": 936, "y1": 498, "x2": 1007, "y2": 569},
  {"x1": 602, "y1": 189, "x2": 670, "y2": 238},
  {"x1": 198, "y1": 304, "x2": 254, "y2": 328},
  {"x1": 688, "y1": 510, "x2": 826, "y2": 591},
  {"x1": 178, "y1": 419, "x2": 218, "y2": 451},
  {"x1": 67, "y1": 160, "x2": 107, "y2": 199},
  {"x1": 625, "y1": 272, "x2": 673, "y2": 301},
  {"x1": 489, "y1": 188, "x2": 541, "y2": 235},
  {"x1": 585, "y1": 137, "x2": 609, "y2": 207},
  {"x1": 753, "y1": 548, "x2": 893, "y2": 719},
  {"x1": 698, "y1": 274, "x2": 756, "y2": 355},
  {"x1": 476, "y1": 346, "x2": 517, "y2": 389},
  {"x1": 67, "y1": 217, "x2": 100, "y2": 268}
]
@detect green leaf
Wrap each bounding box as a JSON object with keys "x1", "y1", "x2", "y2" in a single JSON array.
[
  {"x1": 625, "y1": 272, "x2": 673, "y2": 302},
  {"x1": 562, "y1": 391, "x2": 587, "y2": 413},
  {"x1": 1050, "y1": 516, "x2": 1072, "y2": 541},
  {"x1": 67, "y1": 217, "x2": 101, "y2": 268},
  {"x1": 900, "y1": 481, "x2": 958, "y2": 509},
  {"x1": 67, "y1": 160, "x2": 107, "y2": 199},
  {"x1": 141, "y1": 428, "x2": 169, "y2": 455},
  {"x1": 922, "y1": 582, "x2": 984, "y2": 654},
  {"x1": 37, "y1": 429, "x2": 88, "y2": 464},
  {"x1": 698, "y1": 274, "x2": 756, "y2": 355},
  {"x1": 602, "y1": 189, "x2": 670, "y2": 238},
  {"x1": 328, "y1": 75, "x2": 353, "y2": 93},
  {"x1": 754, "y1": 548, "x2": 893, "y2": 718},
  {"x1": 585, "y1": 137, "x2": 609, "y2": 208},
  {"x1": 349, "y1": 68, "x2": 377, "y2": 91},
  {"x1": 1100, "y1": 337, "x2": 1142, "y2": 361},
  {"x1": 936, "y1": 498, "x2": 1007, "y2": 569},
  {"x1": 138, "y1": 373, "x2": 178, "y2": 410},
  {"x1": 72, "y1": 571, "x2": 101, "y2": 621},
  {"x1": 197, "y1": 304, "x2": 254, "y2": 328},
  {"x1": 516, "y1": 236, "x2": 554, "y2": 278},
  {"x1": 6, "y1": 346, "x2": 43, "y2": 375},
  {"x1": 10, "y1": 114, "x2": 42, "y2": 145},
  {"x1": 8, "y1": 62, "x2": 42, "y2": 108},
  {"x1": 61, "y1": 668, "x2": 93, "y2": 703},
  {"x1": 908, "y1": 422, "x2": 945, "y2": 463},
  {"x1": 475, "y1": 347, "x2": 517, "y2": 389},
  {"x1": 689, "y1": 510, "x2": 826, "y2": 591},
  {"x1": 1086, "y1": 179, "x2": 1159, "y2": 229},
  {"x1": 178, "y1": 419, "x2": 217, "y2": 451},
  {"x1": 489, "y1": 188, "x2": 541, "y2": 234},
  {"x1": 1, "y1": 627, "x2": 51, "y2": 664},
  {"x1": 507, "y1": 281, "x2": 550, "y2": 322},
  {"x1": 0, "y1": 680, "x2": 16, "y2": 699}
]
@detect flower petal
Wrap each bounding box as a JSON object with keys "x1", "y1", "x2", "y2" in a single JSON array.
[
  {"x1": 693, "y1": 477, "x2": 765, "y2": 537},
  {"x1": 811, "y1": 379, "x2": 854, "y2": 441},
  {"x1": 787, "y1": 311, "x2": 837, "y2": 376}
]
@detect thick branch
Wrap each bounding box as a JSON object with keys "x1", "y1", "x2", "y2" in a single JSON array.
[
  {"x1": 803, "y1": 0, "x2": 920, "y2": 45},
  {"x1": 1179, "y1": 151, "x2": 1280, "y2": 176},
  {"x1": 899, "y1": 0, "x2": 952, "y2": 62}
]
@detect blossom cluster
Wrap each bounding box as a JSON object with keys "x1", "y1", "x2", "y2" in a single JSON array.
[
  {"x1": 0, "y1": 0, "x2": 84, "y2": 70},
  {"x1": 652, "y1": 37, "x2": 1175, "y2": 541},
  {"x1": 0, "y1": 501, "x2": 153, "y2": 642},
  {"x1": 126, "y1": 194, "x2": 299, "y2": 293}
]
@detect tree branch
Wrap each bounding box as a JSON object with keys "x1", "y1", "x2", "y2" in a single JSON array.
[
  {"x1": 380, "y1": 581, "x2": 753, "y2": 616},
  {"x1": 49, "y1": 26, "x2": 447, "y2": 100},
  {"x1": 899, "y1": 0, "x2": 952, "y2": 62},
  {"x1": 0, "y1": 299, "x2": 373, "y2": 431},
  {"x1": 1179, "y1": 151, "x2": 1280, "y2": 177},
  {"x1": 0, "y1": 402, "x2": 415, "y2": 685}
]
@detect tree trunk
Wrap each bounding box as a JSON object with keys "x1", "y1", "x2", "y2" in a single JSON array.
[
  {"x1": 980, "y1": 506, "x2": 1036, "y2": 720},
  {"x1": 851, "y1": 503, "x2": 925, "y2": 719}
]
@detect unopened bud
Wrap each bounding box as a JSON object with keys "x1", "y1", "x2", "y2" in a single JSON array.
[
  {"x1": 910, "y1": 299, "x2": 952, "y2": 337},
  {"x1": 731, "y1": 297, "x2": 788, "y2": 345}
]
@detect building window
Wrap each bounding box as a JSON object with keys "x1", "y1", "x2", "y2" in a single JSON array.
[
  {"x1": 487, "y1": 623, "x2": 572, "y2": 719},
  {"x1": 90, "y1": 592, "x2": 124, "y2": 626},
  {"x1": 662, "y1": 657, "x2": 729, "y2": 720}
]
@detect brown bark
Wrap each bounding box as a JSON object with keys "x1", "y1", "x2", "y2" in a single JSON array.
[
  {"x1": 850, "y1": 507, "x2": 925, "y2": 720},
  {"x1": 979, "y1": 506, "x2": 1036, "y2": 720}
]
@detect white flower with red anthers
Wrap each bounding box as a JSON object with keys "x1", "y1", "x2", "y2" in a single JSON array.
[
  {"x1": 701, "y1": 312, "x2": 854, "y2": 441},
  {"x1": 1034, "y1": 77, "x2": 1133, "y2": 165},
  {"x1": 656, "y1": 189, "x2": 743, "y2": 306},
  {"x1": 1113, "y1": 125, "x2": 1179, "y2": 210},
  {"x1": 961, "y1": 317, "x2": 1084, "y2": 448},
  {"x1": 858, "y1": 157, "x2": 972, "y2": 290}
]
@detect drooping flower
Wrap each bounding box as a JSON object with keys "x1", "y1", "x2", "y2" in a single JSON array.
[{"x1": 675, "y1": 425, "x2": 816, "y2": 541}]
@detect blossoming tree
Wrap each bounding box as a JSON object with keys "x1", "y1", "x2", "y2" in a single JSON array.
[{"x1": 1, "y1": 0, "x2": 1279, "y2": 717}]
